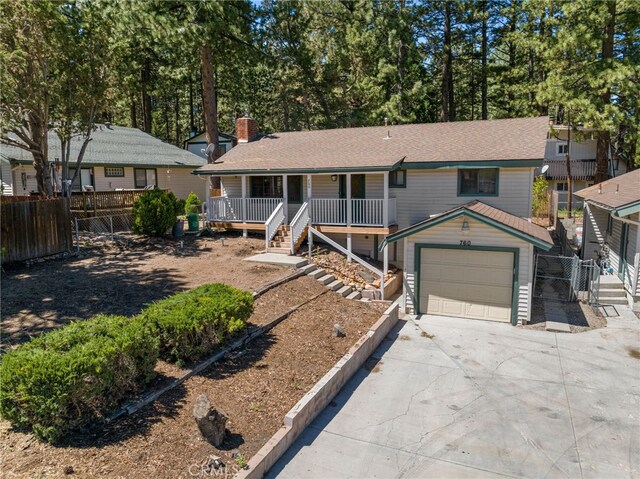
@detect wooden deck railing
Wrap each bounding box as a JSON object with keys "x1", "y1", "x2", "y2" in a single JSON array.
[{"x1": 70, "y1": 189, "x2": 169, "y2": 214}]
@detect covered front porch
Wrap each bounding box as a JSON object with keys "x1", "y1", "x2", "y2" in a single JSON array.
[{"x1": 207, "y1": 172, "x2": 398, "y2": 230}]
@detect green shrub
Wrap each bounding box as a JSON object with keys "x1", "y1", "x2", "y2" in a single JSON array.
[
  {"x1": 174, "y1": 197, "x2": 186, "y2": 216},
  {"x1": 0, "y1": 315, "x2": 158, "y2": 443},
  {"x1": 184, "y1": 192, "x2": 201, "y2": 214},
  {"x1": 131, "y1": 188, "x2": 178, "y2": 237},
  {"x1": 140, "y1": 284, "x2": 253, "y2": 364}
]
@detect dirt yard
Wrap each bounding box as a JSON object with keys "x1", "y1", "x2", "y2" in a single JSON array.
[
  {"x1": 1, "y1": 275, "x2": 387, "y2": 478},
  {"x1": 1, "y1": 234, "x2": 290, "y2": 349},
  {"x1": 527, "y1": 297, "x2": 607, "y2": 332}
]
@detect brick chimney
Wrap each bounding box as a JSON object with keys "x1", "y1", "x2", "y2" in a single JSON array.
[{"x1": 236, "y1": 115, "x2": 258, "y2": 143}]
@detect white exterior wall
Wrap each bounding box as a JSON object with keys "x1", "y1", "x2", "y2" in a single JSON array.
[
  {"x1": 401, "y1": 215, "x2": 533, "y2": 324},
  {"x1": 156, "y1": 167, "x2": 205, "y2": 200},
  {"x1": 11, "y1": 165, "x2": 38, "y2": 195},
  {"x1": 583, "y1": 203, "x2": 609, "y2": 261},
  {"x1": 94, "y1": 166, "x2": 136, "y2": 191},
  {"x1": 1, "y1": 162, "x2": 13, "y2": 195}
]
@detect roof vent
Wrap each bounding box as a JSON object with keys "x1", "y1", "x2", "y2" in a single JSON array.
[
  {"x1": 383, "y1": 129, "x2": 391, "y2": 140},
  {"x1": 616, "y1": 184, "x2": 619, "y2": 193}
]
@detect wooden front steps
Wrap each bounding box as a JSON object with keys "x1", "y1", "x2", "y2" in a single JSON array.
[{"x1": 268, "y1": 224, "x2": 308, "y2": 255}]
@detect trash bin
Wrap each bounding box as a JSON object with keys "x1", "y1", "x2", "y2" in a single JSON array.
[
  {"x1": 187, "y1": 213, "x2": 199, "y2": 231},
  {"x1": 172, "y1": 219, "x2": 185, "y2": 237}
]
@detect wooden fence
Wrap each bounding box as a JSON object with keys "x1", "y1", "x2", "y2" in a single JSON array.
[
  {"x1": 70, "y1": 189, "x2": 168, "y2": 215},
  {"x1": 1, "y1": 197, "x2": 72, "y2": 263}
]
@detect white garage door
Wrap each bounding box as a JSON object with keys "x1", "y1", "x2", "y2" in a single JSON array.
[{"x1": 419, "y1": 248, "x2": 514, "y2": 322}]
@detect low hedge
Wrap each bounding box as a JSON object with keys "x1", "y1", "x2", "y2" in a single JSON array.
[
  {"x1": 140, "y1": 284, "x2": 253, "y2": 364},
  {"x1": 0, "y1": 315, "x2": 158, "y2": 443}
]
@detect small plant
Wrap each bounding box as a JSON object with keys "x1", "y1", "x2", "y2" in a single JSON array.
[
  {"x1": 421, "y1": 331, "x2": 434, "y2": 339},
  {"x1": 235, "y1": 453, "x2": 248, "y2": 469},
  {"x1": 184, "y1": 192, "x2": 201, "y2": 214},
  {"x1": 132, "y1": 188, "x2": 178, "y2": 237},
  {"x1": 140, "y1": 284, "x2": 253, "y2": 364},
  {"x1": 250, "y1": 402, "x2": 262, "y2": 412}
]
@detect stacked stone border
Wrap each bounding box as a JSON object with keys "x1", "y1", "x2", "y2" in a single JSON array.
[{"x1": 234, "y1": 301, "x2": 400, "y2": 479}]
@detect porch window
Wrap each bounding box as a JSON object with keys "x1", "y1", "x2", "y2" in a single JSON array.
[
  {"x1": 250, "y1": 176, "x2": 283, "y2": 198},
  {"x1": 458, "y1": 168, "x2": 498, "y2": 196},
  {"x1": 389, "y1": 169, "x2": 406, "y2": 188},
  {"x1": 134, "y1": 168, "x2": 157, "y2": 188}
]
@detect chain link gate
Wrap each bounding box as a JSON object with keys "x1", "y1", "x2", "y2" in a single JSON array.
[
  {"x1": 74, "y1": 213, "x2": 133, "y2": 252},
  {"x1": 534, "y1": 253, "x2": 600, "y2": 305}
]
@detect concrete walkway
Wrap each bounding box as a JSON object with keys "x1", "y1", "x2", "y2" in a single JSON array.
[
  {"x1": 244, "y1": 252, "x2": 307, "y2": 268},
  {"x1": 269, "y1": 314, "x2": 640, "y2": 479}
]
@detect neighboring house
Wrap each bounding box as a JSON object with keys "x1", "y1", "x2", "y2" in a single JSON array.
[
  {"x1": 541, "y1": 125, "x2": 626, "y2": 210},
  {"x1": 184, "y1": 131, "x2": 237, "y2": 159},
  {"x1": 0, "y1": 124, "x2": 207, "y2": 200},
  {"x1": 195, "y1": 115, "x2": 554, "y2": 325},
  {"x1": 575, "y1": 170, "x2": 640, "y2": 311}
]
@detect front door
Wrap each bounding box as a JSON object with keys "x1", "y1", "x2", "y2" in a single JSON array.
[{"x1": 618, "y1": 222, "x2": 629, "y2": 282}]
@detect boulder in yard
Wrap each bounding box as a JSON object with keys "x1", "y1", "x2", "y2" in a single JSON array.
[
  {"x1": 358, "y1": 271, "x2": 376, "y2": 283},
  {"x1": 193, "y1": 394, "x2": 228, "y2": 447},
  {"x1": 333, "y1": 324, "x2": 346, "y2": 338}
]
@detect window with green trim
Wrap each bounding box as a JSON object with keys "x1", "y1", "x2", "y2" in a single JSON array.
[
  {"x1": 389, "y1": 169, "x2": 406, "y2": 188},
  {"x1": 458, "y1": 168, "x2": 498, "y2": 196}
]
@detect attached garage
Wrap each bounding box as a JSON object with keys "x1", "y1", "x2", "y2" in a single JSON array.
[
  {"x1": 418, "y1": 247, "x2": 516, "y2": 322},
  {"x1": 381, "y1": 201, "x2": 553, "y2": 325}
]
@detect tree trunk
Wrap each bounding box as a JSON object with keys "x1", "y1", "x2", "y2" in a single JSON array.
[
  {"x1": 130, "y1": 95, "x2": 138, "y2": 128},
  {"x1": 29, "y1": 110, "x2": 53, "y2": 196},
  {"x1": 507, "y1": 1, "x2": 517, "y2": 117},
  {"x1": 481, "y1": 0, "x2": 488, "y2": 120},
  {"x1": 189, "y1": 76, "x2": 195, "y2": 132},
  {"x1": 175, "y1": 93, "x2": 180, "y2": 147},
  {"x1": 141, "y1": 59, "x2": 152, "y2": 133},
  {"x1": 440, "y1": 2, "x2": 454, "y2": 122},
  {"x1": 594, "y1": 0, "x2": 616, "y2": 183},
  {"x1": 537, "y1": 8, "x2": 547, "y2": 115},
  {"x1": 200, "y1": 43, "x2": 219, "y2": 163}
]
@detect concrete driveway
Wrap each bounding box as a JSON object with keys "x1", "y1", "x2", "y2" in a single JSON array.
[{"x1": 268, "y1": 313, "x2": 640, "y2": 478}]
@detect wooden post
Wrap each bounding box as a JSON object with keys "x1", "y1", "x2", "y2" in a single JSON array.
[
  {"x1": 241, "y1": 175, "x2": 247, "y2": 238},
  {"x1": 346, "y1": 173, "x2": 352, "y2": 262},
  {"x1": 282, "y1": 174, "x2": 288, "y2": 224},
  {"x1": 92, "y1": 191, "x2": 97, "y2": 216},
  {"x1": 383, "y1": 171, "x2": 389, "y2": 227}
]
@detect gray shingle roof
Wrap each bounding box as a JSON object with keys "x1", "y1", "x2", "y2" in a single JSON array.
[
  {"x1": 574, "y1": 169, "x2": 640, "y2": 211},
  {"x1": 0, "y1": 125, "x2": 206, "y2": 168},
  {"x1": 196, "y1": 116, "x2": 549, "y2": 175}
]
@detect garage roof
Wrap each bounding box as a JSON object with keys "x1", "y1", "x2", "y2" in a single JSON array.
[
  {"x1": 380, "y1": 201, "x2": 553, "y2": 251},
  {"x1": 195, "y1": 116, "x2": 549, "y2": 175},
  {"x1": 574, "y1": 169, "x2": 640, "y2": 217}
]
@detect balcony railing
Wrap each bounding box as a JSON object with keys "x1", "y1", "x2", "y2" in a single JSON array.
[{"x1": 543, "y1": 160, "x2": 596, "y2": 180}]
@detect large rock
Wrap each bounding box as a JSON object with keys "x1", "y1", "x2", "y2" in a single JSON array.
[{"x1": 193, "y1": 394, "x2": 228, "y2": 447}]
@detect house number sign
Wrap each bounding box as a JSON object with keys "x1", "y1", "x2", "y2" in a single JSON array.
[{"x1": 459, "y1": 240, "x2": 472, "y2": 246}]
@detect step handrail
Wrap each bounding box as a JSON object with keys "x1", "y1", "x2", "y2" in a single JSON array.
[
  {"x1": 264, "y1": 202, "x2": 285, "y2": 251},
  {"x1": 308, "y1": 226, "x2": 385, "y2": 298},
  {"x1": 289, "y1": 202, "x2": 310, "y2": 253}
]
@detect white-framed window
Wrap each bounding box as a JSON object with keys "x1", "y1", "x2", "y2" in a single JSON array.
[
  {"x1": 134, "y1": 168, "x2": 157, "y2": 188},
  {"x1": 389, "y1": 169, "x2": 406, "y2": 188},
  {"x1": 556, "y1": 182, "x2": 569, "y2": 191},
  {"x1": 104, "y1": 167, "x2": 124, "y2": 177},
  {"x1": 557, "y1": 143, "x2": 568, "y2": 156}
]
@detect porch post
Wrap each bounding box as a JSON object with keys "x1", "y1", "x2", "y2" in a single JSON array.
[
  {"x1": 383, "y1": 171, "x2": 389, "y2": 227},
  {"x1": 306, "y1": 174, "x2": 312, "y2": 223},
  {"x1": 282, "y1": 174, "x2": 288, "y2": 223},
  {"x1": 382, "y1": 243, "x2": 389, "y2": 300},
  {"x1": 241, "y1": 175, "x2": 247, "y2": 238},
  {"x1": 346, "y1": 173, "x2": 352, "y2": 262}
]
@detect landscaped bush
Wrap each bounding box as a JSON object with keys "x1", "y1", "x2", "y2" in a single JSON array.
[
  {"x1": 184, "y1": 192, "x2": 201, "y2": 214},
  {"x1": 140, "y1": 284, "x2": 253, "y2": 364},
  {"x1": 0, "y1": 315, "x2": 158, "y2": 443},
  {"x1": 131, "y1": 188, "x2": 179, "y2": 237}
]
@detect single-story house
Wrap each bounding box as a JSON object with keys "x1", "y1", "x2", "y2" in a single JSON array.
[
  {"x1": 195, "y1": 115, "x2": 554, "y2": 325},
  {"x1": 575, "y1": 170, "x2": 640, "y2": 310},
  {"x1": 0, "y1": 124, "x2": 208, "y2": 200}
]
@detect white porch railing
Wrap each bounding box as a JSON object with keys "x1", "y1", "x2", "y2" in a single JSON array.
[
  {"x1": 265, "y1": 202, "x2": 285, "y2": 251},
  {"x1": 310, "y1": 198, "x2": 396, "y2": 226},
  {"x1": 290, "y1": 201, "x2": 310, "y2": 253},
  {"x1": 208, "y1": 197, "x2": 284, "y2": 223}
]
